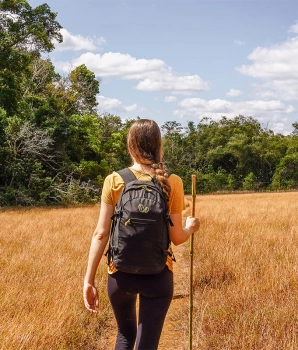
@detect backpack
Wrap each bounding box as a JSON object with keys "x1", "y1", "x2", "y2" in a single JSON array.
[{"x1": 106, "y1": 167, "x2": 174, "y2": 274}]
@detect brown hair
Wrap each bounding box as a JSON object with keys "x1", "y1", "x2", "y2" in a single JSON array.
[{"x1": 127, "y1": 119, "x2": 171, "y2": 199}]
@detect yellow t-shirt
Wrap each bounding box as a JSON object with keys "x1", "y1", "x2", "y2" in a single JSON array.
[{"x1": 101, "y1": 167, "x2": 185, "y2": 273}]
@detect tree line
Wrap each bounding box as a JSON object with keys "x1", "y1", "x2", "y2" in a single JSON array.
[{"x1": 0, "y1": 0, "x2": 297, "y2": 206}]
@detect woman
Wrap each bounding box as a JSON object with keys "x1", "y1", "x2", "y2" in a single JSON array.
[{"x1": 83, "y1": 119, "x2": 200, "y2": 350}]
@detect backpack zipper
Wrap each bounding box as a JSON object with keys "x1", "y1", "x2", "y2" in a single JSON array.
[{"x1": 124, "y1": 218, "x2": 157, "y2": 226}]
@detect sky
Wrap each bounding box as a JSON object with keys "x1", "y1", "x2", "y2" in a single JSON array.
[{"x1": 29, "y1": 0, "x2": 298, "y2": 135}]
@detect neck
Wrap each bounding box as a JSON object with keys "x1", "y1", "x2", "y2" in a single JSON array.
[{"x1": 131, "y1": 162, "x2": 152, "y2": 173}]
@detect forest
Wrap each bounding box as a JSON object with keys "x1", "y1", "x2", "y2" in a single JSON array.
[{"x1": 1, "y1": 0, "x2": 298, "y2": 206}]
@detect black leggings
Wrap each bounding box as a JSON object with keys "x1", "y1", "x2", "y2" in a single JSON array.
[{"x1": 107, "y1": 267, "x2": 173, "y2": 350}]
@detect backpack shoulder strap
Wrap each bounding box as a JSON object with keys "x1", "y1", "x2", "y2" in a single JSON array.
[
  {"x1": 117, "y1": 168, "x2": 136, "y2": 184},
  {"x1": 118, "y1": 167, "x2": 171, "y2": 184}
]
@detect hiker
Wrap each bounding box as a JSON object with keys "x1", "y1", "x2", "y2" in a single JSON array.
[{"x1": 83, "y1": 119, "x2": 200, "y2": 350}]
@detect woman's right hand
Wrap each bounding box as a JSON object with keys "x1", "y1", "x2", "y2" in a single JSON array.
[
  {"x1": 83, "y1": 282, "x2": 99, "y2": 314},
  {"x1": 185, "y1": 216, "x2": 200, "y2": 234},
  {"x1": 170, "y1": 213, "x2": 201, "y2": 245}
]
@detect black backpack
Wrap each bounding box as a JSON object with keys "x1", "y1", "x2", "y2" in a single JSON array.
[{"x1": 106, "y1": 168, "x2": 174, "y2": 274}]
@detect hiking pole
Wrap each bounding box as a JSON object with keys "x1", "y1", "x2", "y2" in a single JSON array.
[{"x1": 189, "y1": 174, "x2": 196, "y2": 350}]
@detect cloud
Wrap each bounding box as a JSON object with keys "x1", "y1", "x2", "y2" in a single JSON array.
[
  {"x1": 226, "y1": 89, "x2": 243, "y2": 97},
  {"x1": 288, "y1": 22, "x2": 298, "y2": 34},
  {"x1": 97, "y1": 96, "x2": 137, "y2": 113},
  {"x1": 234, "y1": 39, "x2": 245, "y2": 46},
  {"x1": 164, "y1": 96, "x2": 177, "y2": 103},
  {"x1": 54, "y1": 29, "x2": 106, "y2": 52},
  {"x1": 69, "y1": 52, "x2": 165, "y2": 79},
  {"x1": 252, "y1": 79, "x2": 298, "y2": 101},
  {"x1": 56, "y1": 52, "x2": 209, "y2": 94},
  {"x1": 175, "y1": 97, "x2": 294, "y2": 116},
  {"x1": 135, "y1": 73, "x2": 209, "y2": 94},
  {"x1": 237, "y1": 38, "x2": 298, "y2": 80},
  {"x1": 125, "y1": 104, "x2": 138, "y2": 112},
  {"x1": 236, "y1": 23, "x2": 298, "y2": 100},
  {"x1": 173, "y1": 97, "x2": 294, "y2": 134}
]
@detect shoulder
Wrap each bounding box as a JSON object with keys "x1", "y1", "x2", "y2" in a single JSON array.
[
  {"x1": 102, "y1": 171, "x2": 126, "y2": 206},
  {"x1": 168, "y1": 173, "x2": 183, "y2": 187},
  {"x1": 168, "y1": 173, "x2": 184, "y2": 198},
  {"x1": 105, "y1": 171, "x2": 124, "y2": 183},
  {"x1": 103, "y1": 171, "x2": 125, "y2": 192}
]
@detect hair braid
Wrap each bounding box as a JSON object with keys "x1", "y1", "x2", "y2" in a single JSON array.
[{"x1": 150, "y1": 162, "x2": 171, "y2": 200}]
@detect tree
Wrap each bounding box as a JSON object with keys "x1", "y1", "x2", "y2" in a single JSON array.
[
  {"x1": 0, "y1": 0, "x2": 62, "y2": 115},
  {"x1": 161, "y1": 121, "x2": 184, "y2": 172},
  {"x1": 0, "y1": 0, "x2": 62, "y2": 55},
  {"x1": 271, "y1": 154, "x2": 298, "y2": 190},
  {"x1": 0, "y1": 116, "x2": 55, "y2": 205},
  {"x1": 243, "y1": 172, "x2": 259, "y2": 191},
  {"x1": 69, "y1": 64, "x2": 99, "y2": 115},
  {"x1": 291, "y1": 121, "x2": 298, "y2": 136}
]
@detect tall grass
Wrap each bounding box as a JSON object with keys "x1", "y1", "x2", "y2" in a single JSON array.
[
  {"x1": 0, "y1": 206, "x2": 113, "y2": 350},
  {"x1": 173, "y1": 192, "x2": 298, "y2": 349},
  {"x1": 1, "y1": 192, "x2": 298, "y2": 349}
]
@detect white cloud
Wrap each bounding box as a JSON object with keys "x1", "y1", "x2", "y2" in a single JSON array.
[
  {"x1": 173, "y1": 97, "x2": 294, "y2": 134},
  {"x1": 236, "y1": 23, "x2": 298, "y2": 101},
  {"x1": 175, "y1": 97, "x2": 294, "y2": 116},
  {"x1": 237, "y1": 38, "x2": 298, "y2": 80},
  {"x1": 64, "y1": 52, "x2": 166, "y2": 78},
  {"x1": 226, "y1": 89, "x2": 243, "y2": 97},
  {"x1": 97, "y1": 96, "x2": 137, "y2": 113},
  {"x1": 135, "y1": 73, "x2": 209, "y2": 94},
  {"x1": 252, "y1": 79, "x2": 298, "y2": 101},
  {"x1": 234, "y1": 39, "x2": 245, "y2": 46},
  {"x1": 54, "y1": 29, "x2": 106, "y2": 52},
  {"x1": 288, "y1": 22, "x2": 298, "y2": 34},
  {"x1": 164, "y1": 96, "x2": 177, "y2": 103},
  {"x1": 125, "y1": 104, "x2": 138, "y2": 112},
  {"x1": 56, "y1": 51, "x2": 209, "y2": 94}
]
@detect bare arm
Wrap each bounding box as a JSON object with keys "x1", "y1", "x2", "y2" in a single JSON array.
[
  {"x1": 83, "y1": 201, "x2": 114, "y2": 313},
  {"x1": 169, "y1": 212, "x2": 200, "y2": 246}
]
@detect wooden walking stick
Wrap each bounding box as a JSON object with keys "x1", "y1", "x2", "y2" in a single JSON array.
[{"x1": 189, "y1": 174, "x2": 196, "y2": 350}]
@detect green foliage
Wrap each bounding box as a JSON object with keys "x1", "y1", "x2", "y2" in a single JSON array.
[
  {"x1": 69, "y1": 64, "x2": 99, "y2": 115},
  {"x1": 243, "y1": 172, "x2": 259, "y2": 191},
  {"x1": 271, "y1": 153, "x2": 298, "y2": 190},
  {"x1": 0, "y1": 0, "x2": 62, "y2": 116},
  {"x1": 0, "y1": 0, "x2": 62, "y2": 54},
  {"x1": 0, "y1": 1, "x2": 298, "y2": 206},
  {"x1": 162, "y1": 115, "x2": 296, "y2": 194},
  {"x1": 291, "y1": 122, "x2": 298, "y2": 136}
]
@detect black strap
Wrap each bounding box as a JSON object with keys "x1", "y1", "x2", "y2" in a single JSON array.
[
  {"x1": 117, "y1": 167, "x2": 172, "y2": 184},
  {"x1": 117, "y1": 168, "x2": 136, "y2": 184}
]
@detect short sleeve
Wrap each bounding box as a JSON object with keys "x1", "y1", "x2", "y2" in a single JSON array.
[
  {"x1": 101, "y1": 172, "x2": 125, "y2": 206},
  {"x1": 168, "y1": 174, "x2": 185, "y2": 214}
]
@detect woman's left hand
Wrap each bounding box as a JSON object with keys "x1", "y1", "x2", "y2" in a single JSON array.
[{"x1": 83, "y1": 282, "x2": 99, "y2": 314}]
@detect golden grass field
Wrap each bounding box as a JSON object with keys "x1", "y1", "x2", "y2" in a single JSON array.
[{"x1": 1, "y1": 192, "x2": 298, "y2": 349}]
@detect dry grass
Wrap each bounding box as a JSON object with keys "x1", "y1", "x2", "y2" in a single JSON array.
[
  {"x1": 172, "y1": 191, "x2": 298, "y2": 350},
  {"x1": 1, "y1": 192, "x2": 298, "y2": 349},
  {"x1": 0, "y1": 206, "x2": 113, "y2": 350}
]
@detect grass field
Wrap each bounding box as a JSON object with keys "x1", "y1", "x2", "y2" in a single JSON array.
[
  {"x1": 0, "y1": 205, "x2": 113, "y2": 350},
  {"x1": 1, "y1": 192, "x2": 298, "y2": 349},
  {"x1": 176, "y1": 191, "x2": 298, "y2": 349}
]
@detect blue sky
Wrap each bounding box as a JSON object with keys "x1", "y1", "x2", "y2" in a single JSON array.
[{"x1": 30, "y1": 0, "x2": 298, "y2": 134}]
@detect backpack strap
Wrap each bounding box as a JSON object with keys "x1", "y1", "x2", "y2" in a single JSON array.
[
  {"x1": 118, "y1": 167, "x2": 172, "y2": 184},
  {"x1": 117, "y1": 168, "x2": 136, "y2": 184}
]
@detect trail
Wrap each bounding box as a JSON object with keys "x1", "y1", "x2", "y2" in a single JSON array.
[{"x1": 158, "y1": 242, "x2": 190, "y2": 350}]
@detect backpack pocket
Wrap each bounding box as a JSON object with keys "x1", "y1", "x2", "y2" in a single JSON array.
[{"x1": 124, "y1": 217, "x2": 157, "y2": 226}]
